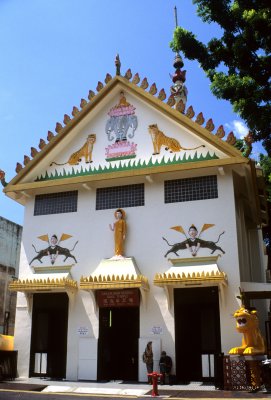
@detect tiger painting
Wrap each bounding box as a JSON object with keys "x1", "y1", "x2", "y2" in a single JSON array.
[
  {"x1": 148, "y1": 124, "x2": 205, "y2": 155},
  {"x1": 50, "y1": 134, "x2": 96, "y2": 166}
]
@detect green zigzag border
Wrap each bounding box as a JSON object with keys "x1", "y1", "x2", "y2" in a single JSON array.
[{"x1": 35, "y1": 152, "x2": 219, "y2": 182}]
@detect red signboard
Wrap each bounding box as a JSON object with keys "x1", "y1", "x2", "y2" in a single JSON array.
[{"x1": 97, "y1": 289, "x2": 140, "y2": 308}]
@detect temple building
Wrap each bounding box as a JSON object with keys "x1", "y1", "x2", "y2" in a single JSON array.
[{"x1": 1, "y1": 54, "x2": 269, "y2": 383}]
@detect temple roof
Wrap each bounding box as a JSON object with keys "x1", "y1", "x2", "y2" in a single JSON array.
[
  {"x1": 5, "y1": 70, "x2": 245, "y2": 187},
  {"x1": 2, "y1": 67, "x2": 263, "y2": 226}
]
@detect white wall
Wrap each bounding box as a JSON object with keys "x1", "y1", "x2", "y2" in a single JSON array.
[{"x1": 13, "y1": 165, "x2": 247, "y2": 379}]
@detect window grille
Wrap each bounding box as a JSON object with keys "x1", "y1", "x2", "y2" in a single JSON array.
[
  {"x1": 164, "y1": 175, "x2": 218, "y2": 203},
  {"x1": 96, "y1": 184, "x2": 144, "y2": 210},
  {"x1": 34, "y1": 191, "x2": 78, "y2": 216}
]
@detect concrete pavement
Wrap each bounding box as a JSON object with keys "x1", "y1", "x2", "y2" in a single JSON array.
[{"x1": 2, "y1": 378, "x2": 270, "y2": 398}]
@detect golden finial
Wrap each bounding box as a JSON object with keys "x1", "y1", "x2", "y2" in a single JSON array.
[
  {"x1": 30, "y1": 147, "x2": 38, "y2": 157},
  {"x1": 47, "y1": 131, "x2": 54, "y2": 141},
  {"x1": 149, "y1": 83, "x2": 157, "y2": 95},
  {"x1": 243, "y1": 131, "x2": 253, "y2": 157},
  {"x1": 167, "y1": 96, "x2": 175, "y2": 107},
  {"x1": 39, "y1": 139, "x2": 46, "y2": 149},
  {"x1": 55, "y1": 122, "x2": 63, "y2": 133},
  {"x1": 226, "y1": 131, "x2": 236, "y2": 145},
  {"x1": 63, "y1": 114, "x2": 71, "y2": 125},
  {"x1": 132, "y1": 73, "x2": 140, "y2": 84},
  {"x1": 186, "y1": 105, "x2": 195, "y2": 119},
  {"x1": 124, "y1": 69, "x2": 132, "y2": 80},
  {"x1": 96, "y1": 81, "x2": 104, "y2": 92},
  {"x1": 158, "y1": 88, "x2": 166, "y2": 101},
  {"x1": 72, "y1": 106, "x2": 79, "y2": 116},
  {"x1": 140, "y1": 77, "x2": 149, "y2": 90},
  {"x1": 176, "y1": 100, "x2": 185, "y2": 113},
  {"x1": 88, "y1": 90, "x2": 95, "y2": 100},
  {"x1": 195, "y1": 112, "x2": 205, "y2": 125},
  {"x1": 23, "y1": 155, "x2": 30, "y2": 165},
  {"x1": 105, "y1": 73, "x2": 112, "y2": 84},
  {"x1": 216, "y1": 125, "x2": 225, "y2": 138},
  {"x1": 15, "y1": 162, "x2": 23, "y2": 173},
  {"x1": 80, "y1": 98, "x2": 87, "y2": 108},
  {"x1": 205, "y1": 118, "x2": 215, "y2": 132}
]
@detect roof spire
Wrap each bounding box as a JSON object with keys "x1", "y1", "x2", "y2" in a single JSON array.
[
  {"x1": 170, "y1": 7, "x2": 188, "y2": 108},
  {"x1": 174, "y1": 5, "x2": 178, "y2": 28},
  {"x1": 115, "y1": 54, "x2": 121, "y2": 76}
]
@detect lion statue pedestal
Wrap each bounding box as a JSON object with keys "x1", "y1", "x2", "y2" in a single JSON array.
[
  {"x1": 226, "y1": 304, "x2": 266, "y2": 391},
  {"x1": 224, "y1": 355, "x2": 266, "y2": 391}
]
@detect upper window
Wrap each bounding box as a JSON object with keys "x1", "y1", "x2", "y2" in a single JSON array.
[
  {"x1": 96, "y1": 184, "x2": 144, "y2": 210},
  {"x1": 34, "y1": 191, "x2": 78, "y2": 216},
  {"x1": 164, "y1": 175, "x2": 218, "y2": 204}
]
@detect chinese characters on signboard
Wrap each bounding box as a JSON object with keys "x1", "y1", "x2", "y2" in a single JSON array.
[{"x1": 97, "y1": 289, "x2": 140, "y2": 308}]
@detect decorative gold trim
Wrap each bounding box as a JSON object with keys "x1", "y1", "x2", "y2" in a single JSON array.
[
  {"x1": 80, "y1": 274, "x2": 149, "y2": 291},
  {"x1": 33, "y1": 265, "x2": 74, "y2": 273},
  {"x1": 9, "y1": 277, "x2": 78, "y2": 292},
  {"x1": 169, "y1": 256, "x2": 220, "y2": 266},
  {"x1": 153, "y1": 270, "x2": 227, "y2": 286}
]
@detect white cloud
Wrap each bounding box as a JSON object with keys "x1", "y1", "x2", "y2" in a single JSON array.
[
  {"x1": 225, "y1": 120, "x2": 248, "y2": 139},
  {"x1": 225, "y1": 120, "x2": 267, "y2": 159}
]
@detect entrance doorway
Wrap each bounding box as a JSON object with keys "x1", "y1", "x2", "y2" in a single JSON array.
[
  {"x1": 174, "y1": 286, "x2": 221, "y2": 382},
  {"x1": 97, "y1": 306, "x2": 139, "y2": 381},
  {"x1": 29, "y1": 293, "x2": 69, "y2": 379}
]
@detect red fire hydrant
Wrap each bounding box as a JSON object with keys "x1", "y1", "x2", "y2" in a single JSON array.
[{"x1": 148, "y1": 371, "x2": 163, "y2": 397}]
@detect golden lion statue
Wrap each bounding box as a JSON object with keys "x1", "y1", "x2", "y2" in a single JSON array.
[{"x1": 229, "y1": 306, "x2": 266, "y2": 355}]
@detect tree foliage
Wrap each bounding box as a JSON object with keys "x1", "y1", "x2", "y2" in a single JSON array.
[
  {"x1": 171, "y1": 0, "x2": 271, "y2": 155},
  {"x1": 259, "y1": 154, "x2": 271, "y2": 214},
  {"x1": 235, "y1": 137, "x2": 271, "y2": 252}
]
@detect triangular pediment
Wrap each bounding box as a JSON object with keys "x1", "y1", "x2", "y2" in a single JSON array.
[{"x1": 3, "y1": 75, "x2": 247, "y2": 202}]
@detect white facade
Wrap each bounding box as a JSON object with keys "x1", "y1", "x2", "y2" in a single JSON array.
[{"x1": 3, "y1": 75, "x2": 269, "y2": 382}]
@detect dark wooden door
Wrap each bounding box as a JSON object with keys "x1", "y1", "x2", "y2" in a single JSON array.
[
  {"x1": 29, "y1": 293, "x2": 69, "y2": 379},
  {"x1": 174, "y1": 287, "x2": 221, "y2": 382},
  {"x1": 98, "y1": 307, "x2": 139, "y2": 381}
]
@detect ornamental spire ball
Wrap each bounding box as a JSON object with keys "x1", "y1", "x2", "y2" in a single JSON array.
[{"x1": 170, "y1": 7, "x2": 188, "y2": 107}]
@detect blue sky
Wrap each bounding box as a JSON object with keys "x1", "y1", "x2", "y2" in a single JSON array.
[{"x1": 0, "y1": 0, "x2": 263, "y2": 225}]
